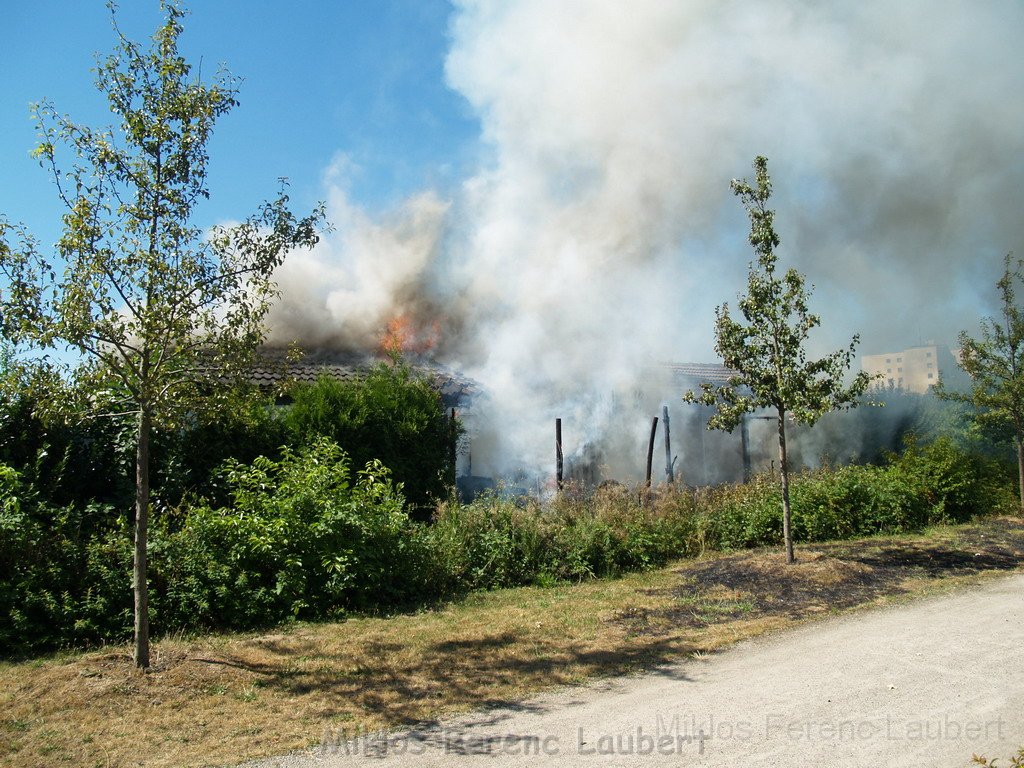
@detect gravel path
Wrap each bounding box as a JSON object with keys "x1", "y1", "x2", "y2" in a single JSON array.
[{"x1": 242, "y1": 573, "x2": 1024, "y2": 768}]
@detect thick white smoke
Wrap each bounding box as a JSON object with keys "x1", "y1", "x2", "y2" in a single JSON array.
[{"x1": 266, "y1": 0, "x2": 1024, "y2": 481}]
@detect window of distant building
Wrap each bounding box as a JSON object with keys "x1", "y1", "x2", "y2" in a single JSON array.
[
  {"x1": 927, "y1": 373, "x2": 934, "y2": 379},
  {"x1": 897, "y1": 357, "x2": 902, "y2": 362},
  {"x1": 898, "y1": 367, "x2": 903, "y2": 373},
  {"x1": 886, "y1": 358, "x2": 891, "y2": 363},
  {"x1": 926, "y1": 352, "x2": 932, "y2": 357},
  {"x1": 887, "y1": 368, "x2": 892, "y2": 373}
]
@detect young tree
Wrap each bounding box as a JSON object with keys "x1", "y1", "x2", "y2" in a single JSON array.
[
  {"x1": 937, "y1": 254, "x2": 1024, "y2": 510},
  {"x1": 684, "y1": 156, "x2": 873, "y2": 563},
  {"x1": 0, "y1": 2, "x2": 323, "y2": 667}
]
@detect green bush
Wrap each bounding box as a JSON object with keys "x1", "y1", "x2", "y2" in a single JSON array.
[
  {"x1": 0, "y1": 464, "x2": 131, "y2": 653},
  {"x1": 427, "y1": 494, "x2": 549, "y2": 590},
  {"x1": 0, "y1": 427, "x2": 1015, "y2": 656},
  {"x1": 696, "y1": 436, "x2": 1013, "y2": 551},
  {"x1": 0, "y1": 386, "x2": 134, "y2": 511},
  {"x1": 152, "y1": 437, "x2": 425, "y2": 630},
  {"x1": 283, "y1": 363, "x2": 458, "y2": 516},
  {"x1": 700, "y1": 475, "x2": 783, "y2": 549},
  {"x1": 885, "y1": 435, "x2": 1011, "y2": 522},
  {"x1": 426, "y1": 484, "x2": 708, "y2": 591},
  {"x1": 152, "y1": 391, "x2": 287, "y2": 508}
]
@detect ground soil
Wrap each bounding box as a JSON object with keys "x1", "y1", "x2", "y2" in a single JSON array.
[
  {"x1": 615, "y1": 517, "x2": 1024, "y2": 634},
  {"x1": 243, "y1": 519, "x2": 1024, "y2": 768},
  {"x1": 4, "y1": 517, "x2": 1023, "y2": 768}
]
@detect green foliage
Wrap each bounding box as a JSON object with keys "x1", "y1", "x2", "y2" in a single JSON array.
[
  {"x1": 698, "y1": 438, "x2": 1013, "y2": 550},
  {"x1": 886, "y1": 436, "x2": 1015, "y2": 521},
  {"x1": 427, "y1": 495, "x2": 549, "y2": 590},
  {"x1": 684, "y1": 156, "x2": 875, "y2": 561},
  {"x1": 426, "y1": 485, "x2": 705, "y2": 591},
  {"x1": 701, "y1": 475, "x2": 784, "y2": 549},
  {"x1": 0, "y1": 434, "x2": 1013, "y2": 656},
  {"x1": 0, "y1": 1, "x2": 325, "y2": 666},
  {"x1": 283, "y1": 363, "x2": 458, "y2": 514},
  {"x1": 683, "y1": 157, "x2": 874, "y2": 431},
  {"x1": 0, "y1": 381, "x2": 134, "y2": 510},
  {"x1": 937, "y1": 253, "x2": 1024, "y2": 508},
  {"x1": 152, "y1": 390, "x2": 287, "y2": 507},
  {"x1": 0, "y1": 465, "x2": 130, "y2": 653},
  {"x1": 152, "y1": 438, "x2": 421, "y2": 629}
]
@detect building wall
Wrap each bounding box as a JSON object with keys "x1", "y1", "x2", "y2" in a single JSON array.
[{"x1": 861, "y1": 343, "x2": 968, "y2": 393}]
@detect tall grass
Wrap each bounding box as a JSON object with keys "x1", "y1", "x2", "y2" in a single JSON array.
[{"x1": 426, "y1": 436, "x2": 1016, "y2": 591}]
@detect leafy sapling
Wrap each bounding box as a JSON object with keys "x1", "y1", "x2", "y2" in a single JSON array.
[{"x1": 683, "y1": 156, "x2": 874, "y2": 563}]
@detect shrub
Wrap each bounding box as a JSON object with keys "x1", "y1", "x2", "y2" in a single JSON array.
[
  {"x1": 427, "y1": 494, "x2": 549, "y2": 590},
  {"x1": 885, "y1": 435, "x2": 1012, "y2": 522},
  {"x1": 696, "y1": 437, "x2": 1013, "y2": 552},
  {"x1": 0, "y1": 464, "x2": 130, "y2": 653},
  {"x1": 700, "y1": 475, "x2": 783, "y2": 549},
  {"x1": 152, "y1": 391, "x2": 287, "y2": 508},
  {"x1": 427, "y1": 483, "x2": 709, "y2": 590},
  {"x1": 284, "y1": 362, "x2": 458, "y2": 515},
  {"x1": 1, "y1": 428, "x2": 1015, "y2": 656},
  {"x1": 152, "y1": 438, "x2": 423, "y2": 630}
]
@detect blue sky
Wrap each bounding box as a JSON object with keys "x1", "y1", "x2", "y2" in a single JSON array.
[
  {"x1": 1, "y1": 1, "x2": 478, "y2": 240},
  {"x1": 4, "y1": 1, "x2": 1023, "y2": 473}
]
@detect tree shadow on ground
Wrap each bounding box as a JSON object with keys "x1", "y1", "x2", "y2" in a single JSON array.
[
  {"x1": 200, "y1": 631, "x2": 698, "y2": 727},
  {"x1": 616, "y1": 517, "x2": 1024, "y2": 633},
  {"x1": 204, "y1": 518, "x2": 1023, "y2": 730}
]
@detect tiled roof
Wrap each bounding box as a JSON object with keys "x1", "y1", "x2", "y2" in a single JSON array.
[
  {"x1": 249, "y1": 349, "x2": 479, "y2": 407},
  {"x1": 661, "y1": 362, "x2": 737, "y2": 388}
]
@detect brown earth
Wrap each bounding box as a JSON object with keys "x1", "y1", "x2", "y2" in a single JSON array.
[
  {"x1": 615, "y1": 517, "x2": 1024, "y2": 635},
  {"x1": 2, "y1": 517, "x2": 1022, "y2": 768}
]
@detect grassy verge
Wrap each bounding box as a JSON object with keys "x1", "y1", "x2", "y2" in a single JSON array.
[{"x1": 2, "y1": 516, "x2": 1022, "y2": 768}]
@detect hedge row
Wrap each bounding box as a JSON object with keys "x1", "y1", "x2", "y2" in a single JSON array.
[{"x1": 0, "y1": 436, "x2": 1015, "y2": 655}]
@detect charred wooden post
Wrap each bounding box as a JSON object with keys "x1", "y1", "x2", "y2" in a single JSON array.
[
  {"x1": 555, "y1": 418, "x2": 564, "y2": 490},
  {"x1": 449, "y1": 408, "x2": 458, "y2": 489},
  {"x1": 662, "y1": 405, "x2": 674, "y2": 484},
  {"x1": 741, "y1": 414, "x2": 752, "y2": 483},
  {"x1": 645, "y1": 416, "x2": 659, "y2": 488}
]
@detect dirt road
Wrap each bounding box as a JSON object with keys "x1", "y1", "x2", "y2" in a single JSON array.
[{"x1": 243, "y1": 573, "x2": 1024, "y2": 767}]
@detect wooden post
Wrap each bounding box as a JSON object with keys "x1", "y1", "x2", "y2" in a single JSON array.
[
  {"x1": 741, "y1": 414, "x2": 752, "y2": 483},
  {"x1": 449, "y1": 408, "x2": 458, "y2": 488},
  {"x1": 555, "y1": 418, "x2": 563, "y2": 490},
  {"x1": 645, "y1": 416, "x2": 659, "y2": 488},
  {"x1": 662, "y1": 405, "x2": 674, "y2": 484}
]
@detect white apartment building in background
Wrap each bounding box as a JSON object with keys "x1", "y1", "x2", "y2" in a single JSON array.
[{"x1": 860, "y1": 342, "x2": 970, "y2": 394}]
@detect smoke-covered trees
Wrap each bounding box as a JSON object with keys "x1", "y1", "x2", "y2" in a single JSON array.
[
  {"x1": 0, "y1": 3, "x2": 323, "y2": 666},
  {"x1": 937, "y1": 254, "x2": 1024, "y2": 510},
  {"x1": 684, "y1": 156, "x2": 874, "y2": 563}
]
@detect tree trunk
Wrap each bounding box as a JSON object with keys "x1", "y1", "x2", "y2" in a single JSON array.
[
  {"x1": 1016, "y1": 431, "x2": 1024, "y2": 513},
  {"x1": 777, "y1": 408, "x2": 795, "y2": 564},
  {"x1": 134, "y1": 408, "x2": 152, "y2": 668}
]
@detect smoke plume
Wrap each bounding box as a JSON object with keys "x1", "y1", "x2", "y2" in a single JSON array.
[{"x1": 266, "y1": 0, "x2": 1024, "y2": 481}]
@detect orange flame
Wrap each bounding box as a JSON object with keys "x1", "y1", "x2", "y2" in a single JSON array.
[{"x1": 379, "y1": 313, "x2": 441, "y2": 357}]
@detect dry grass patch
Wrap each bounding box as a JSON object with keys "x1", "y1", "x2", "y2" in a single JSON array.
[
  {"x1": 0, "y1": 572, "x2": 704, "y2": 768},
  {"x1": 617, "y1": 516, "x2": 1024, "y2": 635},
  {"x1": 2, "y1": 517, "x2": 1022, "y2": 768}
]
